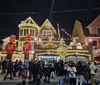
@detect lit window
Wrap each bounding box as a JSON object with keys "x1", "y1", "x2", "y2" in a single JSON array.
[
  {"x1": 20, "y1": 29, "x2": 23, "y2": 36},
  {"x1": 30, "y1": 29, "x2": 34, "y2": 36},
  {"x1": 42, "y1": 30, "x2": 52, "y2": 37},
  {"x1": 24, "y1": 29, "x2": 27, "y2": 35}
]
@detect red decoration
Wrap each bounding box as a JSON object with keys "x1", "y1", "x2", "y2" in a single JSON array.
[
  {"x1": 23, "y1": 34, "x2": 32, "y2": 54},
  {"x1": 23, "y1": 42, "x2": 32, "y2": 54},
  {"x1": 5, "y1": 35, "x2": 16, "y2": 55},
  {"x1": 5, "y1": 43, "x2": 16, "y2": 54}
]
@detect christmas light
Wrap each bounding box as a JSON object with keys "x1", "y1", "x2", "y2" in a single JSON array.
[{"x1": 65, "y1": 32, "x2": 67, "y2": 34}]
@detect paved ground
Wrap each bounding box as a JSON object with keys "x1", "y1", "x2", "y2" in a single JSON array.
[{"x1": 0, "y1": 73, "x2": 69, "y2": 85}]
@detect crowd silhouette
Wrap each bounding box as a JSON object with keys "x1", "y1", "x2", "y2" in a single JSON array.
[{"x1": 0, "y1": 59, "x2": 100, "y2": 85}]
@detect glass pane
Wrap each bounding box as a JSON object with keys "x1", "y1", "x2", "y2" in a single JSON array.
[
  {"x1": 27, "y1": 29, "x2": 28, "y2": 34},
  {"x1": 24, "y1": 29, "x2": 27, "y2": 35},
  {"x1": 20, "y1": 29, "x2": 23, "y2": 36},
  {"x1": 30, "y1": 29, "x2": 34, "y2": 36}
]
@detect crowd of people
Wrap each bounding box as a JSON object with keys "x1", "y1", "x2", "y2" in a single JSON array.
[{"x1": 0, "y1": 59, "x2": 100, "y2": 85}]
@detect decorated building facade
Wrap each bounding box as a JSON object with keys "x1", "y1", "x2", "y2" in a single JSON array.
[
  {"x1": 1, "y1": 16, "x2": 93, "y2": 62},
  {"x1": 1, "y1": 17, "x2": 63, "y2": 61}
]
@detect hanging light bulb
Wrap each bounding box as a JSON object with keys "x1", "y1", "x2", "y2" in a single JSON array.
[
  {"x1": 65, "y1": 32, "x2": 67, "y2": 34},
  {"x1": 61, "y1": 28, "x2": 63, "y2": 31}
]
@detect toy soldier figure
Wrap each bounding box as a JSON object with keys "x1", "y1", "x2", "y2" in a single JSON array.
[
  {"x1": 23, "y1": 34, "x2": 32, "y2": 61},
  {"x1": 5, "y1": 35, "x2": 16, "y2": 60}
]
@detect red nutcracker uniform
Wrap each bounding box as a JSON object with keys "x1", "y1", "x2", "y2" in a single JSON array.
[
  {"x1": 5, "y1": 35, "x2": 16, "y2": 60},
  {"x1": 23, "y1": 34, "x2": 32, "y2": 60}
]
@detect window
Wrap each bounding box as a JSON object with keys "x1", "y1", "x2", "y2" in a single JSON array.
[
  {"x1": 42, "y1": 30, "x2": 52, "y2": 37},
  {"x1": 93, "y1": 41, "x2": 97, "y2": 46},
  {"x1": 20, "y1": 29, "x2": 23, "y2": 36},
  {"x1": 98, "y1": 28, "x2": 100, "y2": 34},
  {"x1": 26, "y1": 29, "x2": 28, "y2": 34},
  {"x1": 24, "y1": 29, "x2": 28, "y2": 35},
  {"x1": 30, "y1": 29, "x2": 34, "y2": 36}
]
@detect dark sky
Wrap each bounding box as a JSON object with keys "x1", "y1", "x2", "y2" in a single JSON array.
[{"x1": 0, "y1": 0, "x2": 100, "y2": 41}]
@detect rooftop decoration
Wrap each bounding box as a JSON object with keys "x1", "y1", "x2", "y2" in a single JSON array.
[
  {"x1": 69, "y1": 37, "x2": 83, "y2": 49},
  {"x1": 72, "y1": 20, "x2": 86, "y2": 44}
]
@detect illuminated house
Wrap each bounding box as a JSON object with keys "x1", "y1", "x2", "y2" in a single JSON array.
[
  {"x1": 87, "y1": 15, "x2": 100, "y2": 49},
  {"x1": 86, "y1": 15, "x2": 100, "y2": 62},
  {"x1": 1, "y1": 16, "x2": 95, "y2": 61},
  {"x1": 1, "y1": 17, "x2": 62, "y2": 61}
]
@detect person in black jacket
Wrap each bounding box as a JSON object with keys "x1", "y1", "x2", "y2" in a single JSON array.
[
  {"x1": 76, "y1": 61, "x2": 83, "y2": 85},
  {"x1": 83, "y1": 63, "x2": 91, "y2": 85},
  {"x1": 32, "y1": 61, "x2": 38, "y2": 84},
  {"x1": 4, "y1": 60, "x2": 14, "y2": 80},
  {"x1": 28, "y1": 59, "x2": 33, "y2": 80},
  {"x1": 13, "y1": 60, "x2": 18, "y2": 77},
  {"x1": 43, "y1": 62, "x2": 51, "y2": 83},
  {"x1": 57, "y1": 60, "x2": 64, "y2": 85},
  {"x1": 1, "y1": 59, "x2": 6, "y2": 74}
]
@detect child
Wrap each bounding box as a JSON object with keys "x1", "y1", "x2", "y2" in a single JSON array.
[{"x1": 21, "y1": 64, "x2": 28, "y2": 85}]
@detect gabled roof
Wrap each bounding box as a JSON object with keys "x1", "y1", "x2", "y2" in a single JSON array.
[
  {"x1": 87, "y1": 15, "x2": 100, "y2": 28},
  {"x1": 41, "y1": 19, "x2": 56, "y2": 34},
  {"x1": 2, "y1": 36, "x2": 10, "y2": 41},
  {"x1": 24, "y1": 17, "x2": 36, "y2": 24},
  {"x1": 2, "y1": 36, "x2": 18, "y2": 42},
  {"x1": 72, "y1": 20, "x2": 86, "y2": 44},
  {"x1": 19, "y1": 17, "x2": 40, "y2": 30}
]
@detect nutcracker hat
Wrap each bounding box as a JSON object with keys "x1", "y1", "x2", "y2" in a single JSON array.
[{"x1": 10, "y1": 35, "x2": 16, "y2": 41}]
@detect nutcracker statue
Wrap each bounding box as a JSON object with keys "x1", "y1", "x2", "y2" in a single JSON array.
[
  {"x1": 23, "y1": 34, "x2": 32, "y2": 61},
  {"x1": 5, "y1": 35, "x2": 16, "y2": 60}
]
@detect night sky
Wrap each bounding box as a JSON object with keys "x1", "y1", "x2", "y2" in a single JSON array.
[{"x1": 0, "y1": 0, "x2": 100, "y2": 42}]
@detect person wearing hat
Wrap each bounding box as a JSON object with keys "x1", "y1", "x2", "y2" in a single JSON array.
[
  {"x1": 23, "y1": 34, "x2": 32, "y2": 61},
  {"x1": 5, "y1": 35, "x2": 16, "y2": 60}
]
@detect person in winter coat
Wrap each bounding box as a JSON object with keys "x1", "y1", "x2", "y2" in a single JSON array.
[
  {"x1": 83, "y1": 63, "x2": 91, "y2": 85},
  {"x1": 90, "y1": 62, "x2": 96, "y2": 75},
  {"x1": 90, "y1": 62, "x2": 96, "y2": 85},
  {"x1": 13, "y1": 60, "x2": 18, "y2": 77},
  {"x1": 28, "y1": 59, "x2": 33, "y2": 80},
  {"x1": 67, "y1": 62, "x2": 77, "y2": 85},
  {"x1": 50, "y1": 62, "x2": 55, "y2": 79},
  {"x1": 43, "y1": 62, "x2": 51, "y2": 83},
  {"x1": 63, "y1": 61, "x2": 68, "y2": 79},
  {"x1": 18, "y1": 60, "x2": 23, "y2": 78},
  {"x1": 95, "y1": 64, "x2": 100, "y2": 85},
  {"x1": 21, "y1": 64, "x2": 28, "y2": 85},
  {"x1": 1, "y1": 59, "x2": 6, "y2": 74},
  {"x1": 57, "y1": 60, "x2": 64, "y2": 85},
  {"x1": 76, "y1": 61, "x2": 84, "y2": 85},
  {"x1": 4, "y1": 60, "x2": 14, "y2": 80},
  {"x1": 32, "y1": 61, "x2": 38, "y2": 84}
]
